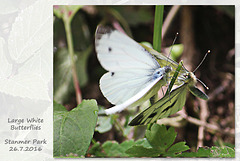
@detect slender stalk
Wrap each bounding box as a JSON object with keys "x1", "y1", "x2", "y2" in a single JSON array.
[
  {"x1": 151, "y1": 5, "x2": 164, "y2": 105},
  {"x1": 114, "y1": 118, "x2": 124, "y2": 135},
  {"x1": 153, "y1": 5, "x2": 164, "y2": 53},
  {"x1": 148, "y1": 5, "x2": 164, "y2": 130},
  {"x1": 64, "y1": 16, "x2": 82, "y2": 105}
]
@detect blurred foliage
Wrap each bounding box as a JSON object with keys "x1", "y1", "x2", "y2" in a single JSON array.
[{"x1": 175, "y1": 146, "x2": 235, "y2": 157}]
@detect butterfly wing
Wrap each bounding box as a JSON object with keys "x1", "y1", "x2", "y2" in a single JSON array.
[
  {"x1": 129, "y1": 83, "x2": 188, "y2": 126},
  {"x1": 189, "y1": 86, "x2": 208, "y2": 100},
  {"x1": 105, "y1": 74, "x2": 166, "y2": 115},
  {"x1": 95, "y1": 26, "x2": 160, "y2": 72},
  {"x1": 95, "y1": 26, "x2": 167, "y2": 106}
]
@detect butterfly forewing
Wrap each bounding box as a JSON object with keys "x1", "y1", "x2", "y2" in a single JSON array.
[{"x1": 95, "y1": 26, "x2": 160, "y2": 71}]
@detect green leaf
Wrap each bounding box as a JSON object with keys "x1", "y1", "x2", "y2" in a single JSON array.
[
  {"x1": 53, "y1": 101, "x2": 68, "y2": 112},
  {"x1": 134, "y1": 138, "x2": 152, "y2": 148},
  {"x1": 146, "y1": 124, "x2": 176, "y2": 149},
  {"x1": 87, "y1": 142, "x2": 105, "y2": 157},
  {"x1": 88, "y1": 139, "x2": 142, "y2": 157},
  {"x1": 165, "y1": 141, "x2": 190, "y2": 156},
  {"x1": 126, "y1": 124, "x2": 189, "y2": 157},
  {"x1": 102, "y1": 140, "x2": 134, "y2": 157},
  {"x1": 95, "y1": 116, "x2": 112, "y2": 133},
  {"x1": 95, "y1": 106, "x2": 113, "y2": 133},
  {"x1": 53, "y1": 100, "x2": 98, "y2": 157},
  {"x1": 125, "y1": 138, "x2": 160, "y2": 157}
]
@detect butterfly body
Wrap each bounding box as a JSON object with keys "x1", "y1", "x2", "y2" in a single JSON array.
[{"x1": 129, "y1": 64, "x2": 208, "y2": 126}]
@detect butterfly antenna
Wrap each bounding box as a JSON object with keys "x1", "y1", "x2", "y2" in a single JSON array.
[
  {"x1": 197, "y1": 78, "x2": 209, "y2": 90},
  {"x1": 166, "y1": 32, "x2": 179, "y2": 66},
  {"x1": 193, "y1": 50, "x2": 210, "y2": 73}
]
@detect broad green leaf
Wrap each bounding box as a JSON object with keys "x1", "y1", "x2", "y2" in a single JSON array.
[
  {"x1": 146, "y1": 124, "x2": 176, "y2": 149},
  {"x1": 126, "y1": 124, "x2": 189, "y2": 157},
  {"x1": 53, "y1": 100, "x2": 98, "y2": 157}
]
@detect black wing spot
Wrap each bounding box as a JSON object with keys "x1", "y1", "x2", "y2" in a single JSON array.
[
  {"x1": 108, "y1": 47, "x2": 112, "y2": 52},
  {"x1": 111, "y1": 72, "x2": 115, "y2": 76}
]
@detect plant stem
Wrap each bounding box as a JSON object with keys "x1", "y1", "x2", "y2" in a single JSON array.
[
  {"x1": 147, "y1": 5, "x2": 164, "y2": 130},
  {"x1": 153, "y1": 5, "x2": 164, "y2": 53},
  {"x1": 64, "y1": 16, "x2": 82, "y2": 105},
  {"x1": 114, "y1": 118, "x2": 124, "y2": 135},
  {"x1": 152, "y1": 5, "x2": 164, "y2": 103}
]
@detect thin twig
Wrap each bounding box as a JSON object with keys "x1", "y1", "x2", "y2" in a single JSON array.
[
  {"x1": 157, "y1": 109, "x2": 234, "y2": 137},
  {"x1": 64, "y1": 15, "x2": 82, "y2": 105},
  {"x1": 162, "y1": 5, "x2": 181, "y2": 40},
  {"x1": 178, "y1": 110, "x2": 235, "y2": 137},
  {"x1": 197, "y1": 86, "x2": 209, "y2": 148}
]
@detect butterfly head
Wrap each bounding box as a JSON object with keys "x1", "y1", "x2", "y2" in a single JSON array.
[{"x1": 181, "y1": 72, "x2": 197, "y2": 86}]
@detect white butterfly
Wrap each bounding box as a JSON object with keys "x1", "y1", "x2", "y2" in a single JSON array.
[{"x1": 95, "y1": 26, "x2": 172, "y2": 115}]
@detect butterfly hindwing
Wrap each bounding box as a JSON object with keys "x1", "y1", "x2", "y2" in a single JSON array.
[{"x1": 105, "y1": 73, "x2": 166, "y2": 114}]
